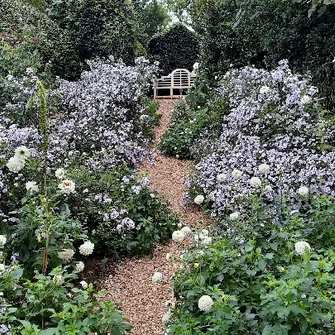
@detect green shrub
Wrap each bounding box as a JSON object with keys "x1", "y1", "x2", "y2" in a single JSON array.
[
  {"x1": 149, "y1": 24, "x2": 199, "y2": 75},
  {"x1": 68, "y1": 165, "x2": 179, "y2": 258},
  {"x1": 0, "y1": 265, "x2": 131, "y2": 334},
  {"x1": 168, "y1": 193, "x2": 335, "y2": 334}
]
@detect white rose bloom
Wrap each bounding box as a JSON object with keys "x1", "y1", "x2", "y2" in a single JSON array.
[
  {"x1": 231, "y1": 169, "x2": 242, "y2": 179},
  {"x1": 177, "y1": 223, "x2": 183, "y2": 229},
  {"x1": 172, "y1": 230, "x2": 184, "y2": 243},
  {"x1": 230, "y1": 212, "x2": 240, "y2": 220},
  {"x1": 75, "y1": 261, "x2": 85, "y2": 273},
  {"x1": 198, "y1": 295, "x2": 213, "y2": 312},
  {"x1": 14, "y1": 146, "x2": 30, "y2": 160},
  {"x1": 25, "y1": 181, "x2": 39, "y2": 193},
  {"x1": 6, "y1": 156, "x2": 25, "y2": 173},
  {"x1": 258, "y1": 163, "x2": 270, "y2": 174},
  {"x1": 0, "y1": 235, "x2": 7, "y2": 246},
  {"x1": 80, "y1": 280, "x2": 88, "y2": 289},
  {"x1": 295, "y1": 241, "x2": 311, "y2": 255},
  {"x1": 162, "y1": 311, "x2": 171, "y2": 324},
  {"x1": 152, "y1": 271, "x2": 163, "y2": 283},
  {"x1": 0, "y1": 264, "x2": 5, "y2": 271},
  {"x1": 301, "y1": 95, "x2": 312, "y2": 105},
  {"x1": 79, "y1": 241, "x2": 94, "y2": 256},
  {"x1": 180, "y1": 226, "x2": 192, "y2": 237},
  {"x1": 250, "y1": 177, "x2": 262, "y2": 188},
  {"x1": 58, "y1": 249, "x2": 75, "y2": 262},
  {"x1": 194, "y1": 195, "x2": 205, "y2": 205},
  {"x1": 58, "y1": 179, "x2": 75, "y2": 194},
  {"x1": 216, "y1": 173, "x2": 226, "y2": 182},
  {"x1": 259, "y1": 85, "x2": 270, "y2": 94},
  {"x1": 264, "y1": 185, "x2": 272, "y2": 193},
  {"x1": 55, "y1": 168, "x2": 66, "y2": 179},
  {"x1": 297, "y1": 186, "x2": 309, "y2": 197}
]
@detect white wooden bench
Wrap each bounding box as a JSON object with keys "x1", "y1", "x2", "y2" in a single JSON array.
[{"x1": 153, "y1": 69, "x2": 197, "y2": 99}]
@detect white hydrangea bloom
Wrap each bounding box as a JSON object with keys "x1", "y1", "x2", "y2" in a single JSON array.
[
  {"x1": 258, "y1": 163, "x2": 270, "y2": 174},
  {"x1": 0, "y1": 235, "x2": 7, "y2": 246},
  {"x1": 0, "y1": 264, "x2": 5, "y2": 271},
  {"x1": 80, "y1": 280, "x2": 88, "y2": 289},
  {"x1": 297, "y1": 186, "x2": 309, "y2": 197},
  {"x1": 198, "y1": 295, "x2": 213, "y2": 312},
  {"x1": 259, "y1": 85, "x2": 270, "y2": 94},
  {"x1": 230, "y1": 212, "x2": 240, "y2": 220},
  {"x1": 172, "y1": 230, "x2": 184, "y2": 243},
  {"x1": 55, "y1": 168, "x2": 66, "y2": 179},
  {"x1": 6, "y1": 156, "x2": 25, "y2": 173},
  {"x1": 250, "y1": 177, "x2": 262, "y2": 188},
  {"x1": 152, "y1": 271, "x2": 163, "y2": 283},
  {"x1": 216, "y1": 173, "x2": 226, "y2": 182},
  {"x1": 194, "y1": 195, "x2": 205, "y2": 205},
  {"x1": 58, "y1": 249, "x2": 75, "y2": 262},
  {"x1": 25, "y1": 181, "x2": 39, "y2": 193},
  {"x1": 301, "y1": 95, "x2": 312, "y2": 105},
  {"x1": 14, "y1": 146, "x2": 30, "y2": 160},
  {"x1": 79, "y1": 241, "x2": 94, "y2": 256},
  {"x1": 180, "y1": 226, "x2": 192, "y2": 237},
  {"x1": 295, "y1": 241, "x2": 311, "y2": 255},
  {"x1": 231, "y1": 169, "x2": 242, "y2": 179},
  {"x1": 75, "y1": 261, "x2": 85, "y2": 273},
  {"x1": 58, "y1": 179, "x2": 76, "y2": 194}
]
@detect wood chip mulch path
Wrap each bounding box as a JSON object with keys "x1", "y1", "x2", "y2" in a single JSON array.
[{"x1": 101, "y1": 100, "x2": 210, "y2": 335}]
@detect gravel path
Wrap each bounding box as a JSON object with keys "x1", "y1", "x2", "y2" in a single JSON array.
[{"x1": 102, "y1": 100, "x2": 209, "y2": 335}]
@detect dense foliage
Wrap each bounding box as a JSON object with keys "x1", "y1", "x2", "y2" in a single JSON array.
[
  {"x1": 167, "y1": 192, "x2": 335, "y2": 334},
  {"x1": 197, "y1": 0, "x2": 335, "y2": 109},
  {"x1": 0, "y1": 0, "x2": 81, "y2": 80},
  {"x1": 149, "y1": 24, "x2": 199, "y2": 75}
]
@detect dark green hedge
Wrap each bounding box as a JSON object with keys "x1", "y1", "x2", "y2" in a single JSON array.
[
  {"x1": 198, "y1": 0, "x2": 335, "y2": 109},
  {"x1": 0, "y1": 0, "x2": 81, "y2": 80},
  {"x1": 149, "y1": 24, "x2": 199, "y2": 75}
]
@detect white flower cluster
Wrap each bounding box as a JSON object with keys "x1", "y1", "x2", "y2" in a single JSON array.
[
  {"x1": 172, "y1": 226, "x2": 192, "y2": 243},
  {"x1": 0, "y1": 235, "x2": 7, "y2": 246},
  {"x1": 75, "y1": 261, "x2": 85, "y2": 273},
  {"x1": 79, "y1": 241, "x2": 94, "y2": 256},
  {"x1": 25, "y1": 181, "x2": 39, "y2": 193},
  {"x1": 194, "y1": 229, "x2": 212, "y2": 247},
  {"x1": 6, "y1": 146, "x2": 30, "y2": 173},
  {"x1": 198, "y1": 295, "x2": 213, "y2": 312},
  {"x1": 194, "y1": 195, "x2": 205, "y2": 205},
  {"x1": 295, "y1": 241, "x2": 311, "y2": 255},
  {"x1": 58, "y1": 179, "x2": 76, "y2": 194},
  {"x1": 58, "y1": 249, "x2": 75, "y2": 262}
]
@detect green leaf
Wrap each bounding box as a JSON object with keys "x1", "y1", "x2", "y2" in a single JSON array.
[{"x1": 40, "y1": 328, "x2": 58, "y2": 335}]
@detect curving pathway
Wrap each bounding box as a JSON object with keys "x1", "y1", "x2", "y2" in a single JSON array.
[{"x1": 102, "y1": 100, "x2": 209, "y2": 335}]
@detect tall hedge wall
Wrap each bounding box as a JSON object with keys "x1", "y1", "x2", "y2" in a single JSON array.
[
  {"x1": 149, "y1": 24, "x2": 199, "y2": 75},
  {"x1": 198, "y1": 0, "x2": 335, "y2": 109}
]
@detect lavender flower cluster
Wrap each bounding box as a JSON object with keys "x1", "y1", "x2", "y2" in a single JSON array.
[{"x1": 188, "y1": 60, "x2": 335, "y2": 216}]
